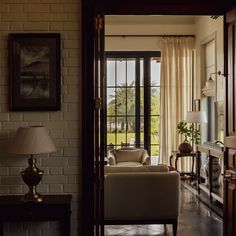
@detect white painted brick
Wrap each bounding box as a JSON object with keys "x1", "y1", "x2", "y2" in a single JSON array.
[
  {"x1": 9, "y1": 185, "x2": 22, "y2": 194},
  {"x1": 67, "y1": 104, "x2": 79, "y2": 112},
  {"x1": 63, "y1": 58, "x2": 79, "y2": 67},
  {"x1": 68, "y1": 121, "x2": 79, "y2": 129},
  {"x1": 50, "y1": 148, "x2": 64, "y2": 157},
  {"x1": 63, "y1": 184, "x2": 78, "y2": 193},
  {"x1": 64, "y1": 129, "x2": 79, "y2": 138},
  {"x1": 2, "y1": 13, "x2": 27, "y2": 21},
  {"x1": 64, "y1": 166, "x2": 78, "y2": 175},
  {"x1": 0, "y1": 167, "x2": 9, "y2": 175},
  {"x1": 24, "y1": 4, "x2": 49, "y2": 13},
  {"x1": 53, "y1": 139, "x2": 68, "y2": 148},
  {"x1": 9, "y1": 112, "x2": 23, "y2": 121},
  {"x1": 63, "y1": 22, "x2": 79, "y2": 30},
  {"x1": 49, "y1": 130, "x2": 63, "y2": 138},
  {"x1": 49, "y1": 167, "x2": 62, "y2": 175},
  {"x1": 68, "y1": 157, "x2": 79, "y2": 166},
  {"x1": 68, "y1": 67, "x2": 79, "y2": 76},
  {"x1": 42, "y1": 13, "x2": 67, "y2": 21},
  {"x1": 63, "y1": 94, "x2": 79, "y2": 103},
  {"x1": 49, "y1": 22, "x2": 64, "y2": 31},
  {"x1": 69, "y1": 139, "x2": 79, "y2": 147},
  {"x1": 0, "y1": 4, "x2": 9, "y2": 13},
  {"x1": 1, "y1": 176, "x2": 23, "y2": 185},
  {"x1": 63, "y1": 112, "x2": 78, "y2": 121},
  {"x1": 9, "y1": 167, "x2": 22, "y2": 175},
  {"x1": 43, "y1": 121, "x2": 68, "y2": 130},
  {"x1": 42, "y1": 157, "x2": 68, "y2": 166},
  {"x1": 64, "y1": 40, "x2": 79, "y2": 49},
  {"x1": 67, "y1": 31, "x2": 79, "y2": 40},
  {"x1": 10, "y1": 4, "x2": 24, "y2": 12},
  {"x1": 28, "y1": 13, "x2": 42, "y2": 22},
  {"x1": 67, "y1": 13, "x2": 80, "y2": 22},
  {"x1": 2, "y1": 0, "x2": 27, "y2": 2},
  {"x1": 68, "y1": 176, "x2": 77, "y2": 184},
  {"x1": 2, "y1": 122, "x2": 28, "y2": 130},
  {"x1": 49, "y1": 112, "x2": 63, "y2": 120},
  {"x1": 50, "y1": 4, "x2": 64, "y2": 12},
  {"x1": 0, "y1": 185, "x2": 9, "y2": 194},
  {"x1": 64, "y1": 148, "x2": 78, "y2": 156},
  {"x1": 63, "y1": 76, "x2": 79, "y2": 85},
  {"x1": 23, "y1": 22, "x2": 49, "y2": 31},
  {"x1": 0, "y1": 113, "x2": 9, "y2": 121},
  {"x1": 49, "y1": 184, "x2": 63, "y2": 193},
  {"x1": 63, "y1": 4, "x2": 79, "y2": 13},
  {"x1": 28, "y1": 121, "x2": 42, "y2": 126},
  {"x1": 23, "y1": 112, "x2": 49, "y2": 121},
  {"x1": 42, "y1": 175, "x2": 68, "y2": 184}
]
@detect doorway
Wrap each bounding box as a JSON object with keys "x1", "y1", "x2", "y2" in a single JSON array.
[{"x1": 81, "y1": 1, "x2": 233, "y2": 236}]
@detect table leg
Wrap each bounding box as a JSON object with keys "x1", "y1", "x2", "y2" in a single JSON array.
[{"x1": 175, "y1": 156, "x2": 179, "y2": 172}]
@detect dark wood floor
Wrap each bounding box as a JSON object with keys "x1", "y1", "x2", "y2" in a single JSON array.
[{"x1": 105, "y1": 186, "x2": 223, "y2": 235}]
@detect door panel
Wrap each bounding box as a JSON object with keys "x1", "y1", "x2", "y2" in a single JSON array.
[{"x1": 224, "y1": 6, "x2": 236, "y2": 236}]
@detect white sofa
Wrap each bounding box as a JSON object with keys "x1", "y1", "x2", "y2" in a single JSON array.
[
  {"x1": 104, "y1": 165, "x2": 180, "y2": 236},
  {"x1": 108, "y1": 148, "x2": 150, "y2": 166}
]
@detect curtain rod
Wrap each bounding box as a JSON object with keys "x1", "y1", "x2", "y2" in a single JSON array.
[{"x1": 105, "y1": 34, "x2": 195, "y2": 38}]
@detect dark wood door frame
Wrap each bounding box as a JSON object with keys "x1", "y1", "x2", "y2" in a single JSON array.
[{"x1": 81, "y1": 1, "x2": 235, "y2": 235}]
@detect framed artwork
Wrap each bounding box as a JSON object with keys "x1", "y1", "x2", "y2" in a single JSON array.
[{"x1": 9, "y1": 33, "x2": 61, "y2": 111}]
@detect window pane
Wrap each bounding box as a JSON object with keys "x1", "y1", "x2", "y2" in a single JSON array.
[
  {"x1": 140, "y1": 59, "x2": 144, "y2": 86},
  {"x1": 140, "y1": 116, "x2": 144, "y2": 146},
  {"x1": 107, "y1": 60, "x2": 115, "y2": 86},
  {"x1": 127, "y1": 60, "x2": 135, "y2": 86},
  {"x1": 151, "y1": 60, "x2": 160, "y2": 86},
  {"x1": 150, "y1": 145, "x2": 159, "y2": 156},
  {"x1": 140, "y1": 87, "x2": 144, "y2": 115},
  {"x1": 127, "y1": 88, "x2": 135, "y2": 115},
  {"x1": 107, "y1": 88, "x2": 115, "y2": 108},
  {"x1": 151, "y1": 116, "x2": 160, "y2": 145},
  {"x1": 151, "y1": 87, "x2": 160, "y2": 115},
  {"x1": 107, "y1": 131, "x2": 115, "y2": 147},
  {"x1": 116, "y1": 60, "x2": 126, "y2": 86}
]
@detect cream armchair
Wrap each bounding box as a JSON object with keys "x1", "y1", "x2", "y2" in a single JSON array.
[
  {"x1": 108, "y1": 148, "x2": 150, "y2": 166},
  {"x1": 104, "y1": 165, "x2": 180, "y2": 236}
]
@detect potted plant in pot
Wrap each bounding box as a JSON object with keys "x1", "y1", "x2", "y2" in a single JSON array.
[{"x1": 177, "y1": 121, "x2": 201, "y2": 153}]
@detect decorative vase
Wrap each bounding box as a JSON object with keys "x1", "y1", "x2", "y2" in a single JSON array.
[
  {"x1": 178, "y1": 141, "x2": 192, "y2": 153},
  {"x1": 203, "y1": 157, "x2": 221, "y2": 190}
]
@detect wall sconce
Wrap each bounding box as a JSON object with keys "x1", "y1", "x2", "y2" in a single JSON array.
[{"x1": 202, "y1": 71, "x2": 224, "y2": 97}]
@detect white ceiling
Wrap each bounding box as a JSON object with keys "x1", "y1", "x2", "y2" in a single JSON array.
[{"x1": 106, "y1": 15, "x2": 202, "y2": 25}]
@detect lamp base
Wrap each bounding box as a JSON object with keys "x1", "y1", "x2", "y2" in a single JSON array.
[
  {"x1": 21, "y1": 156, "x2": 44, "y2": 203},
  {"x1": 21, "y1": 190, "x2": 43, "y2": 203}
]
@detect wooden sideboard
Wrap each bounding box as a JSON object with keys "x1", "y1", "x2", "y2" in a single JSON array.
[{"x1": 196, "y1": 143, "x2": 224, "y2": 204}]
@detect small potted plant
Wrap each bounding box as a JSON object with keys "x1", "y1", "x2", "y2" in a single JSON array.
[{"x1": 177, "y1": 121, "x2": 193, "y2": 153}]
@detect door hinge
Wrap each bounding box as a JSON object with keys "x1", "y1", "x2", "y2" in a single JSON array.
[
  {"x1": 94, "y1": 97, "x2": 102, "y2": 110},
  {"x1": 95, "y1": 15, "x2": 103, "y2": 30}
]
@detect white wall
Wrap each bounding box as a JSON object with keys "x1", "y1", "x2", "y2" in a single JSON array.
[
  {"x1": 195, "y1": 16, "x2": 224, "y2": 100},
  {"x1": 105, "y1": 19, "x2": 195, "y2": 51}
]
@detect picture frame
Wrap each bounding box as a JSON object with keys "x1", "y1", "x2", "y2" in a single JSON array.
[{"x1": 9, "y1": 33, "x2": 61, "y2": 111}]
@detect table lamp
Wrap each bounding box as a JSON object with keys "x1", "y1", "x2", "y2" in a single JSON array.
[
  {"x1": 9, "y1": 126, "x2": 56, "y2": 203},
  {"x1": 185, "y1": 111, "x2": 207, "y2": 147}
]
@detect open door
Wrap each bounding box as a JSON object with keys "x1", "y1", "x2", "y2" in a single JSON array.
[
  {"x1": 81, "y1": 1, "x2": 105, "y2": 235},
  {"x1": 223, "y1": 5, "x2": 236, "y2": 236},
  {"x1": 94, "y1": 13, "x2": 105, "y2": 236}
]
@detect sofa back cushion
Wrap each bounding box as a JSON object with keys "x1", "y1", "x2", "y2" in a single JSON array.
[
  {"x1": 114, "y1": 149, "x2": 143, "y2": 163},
  {"x1": 104, "y1": 164, "x2": 169, "y2": 173}
]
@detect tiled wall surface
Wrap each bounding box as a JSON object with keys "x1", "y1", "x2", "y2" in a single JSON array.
[{"x1": 0, "y1": 0, "x2": 81, "y2": 235}]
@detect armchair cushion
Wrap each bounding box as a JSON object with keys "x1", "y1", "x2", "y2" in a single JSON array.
[
  {"x1": 108, "y1": 148, "x2": 150, "y2": 166},
  {"x1": 114, "y1": 149, "x2": 143, "y2": 163}
]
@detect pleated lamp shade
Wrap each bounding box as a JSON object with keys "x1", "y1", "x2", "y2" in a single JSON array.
[{"x1": 9, "y1": 126, "x2": 56, "y2": 155}]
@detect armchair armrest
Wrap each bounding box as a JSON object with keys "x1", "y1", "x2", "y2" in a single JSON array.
[
  {"x1": 142, "y1": 150, "x2": 150, "y2": 165},
  {"x1": 108, "y1": 151, "x2": 116, "y2": 165}
]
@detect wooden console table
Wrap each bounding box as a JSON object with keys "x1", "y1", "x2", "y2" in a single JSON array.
[
  {"x1": 0, "y1": 194, "x2": 72, "y2": 236},
  {"x1": 196, "y1": 144, "x2": 224, "y2": 204}
]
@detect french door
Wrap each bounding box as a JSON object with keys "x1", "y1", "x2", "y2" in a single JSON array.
[
  {"x1": 223, "y1": 5, "x2": 236, "y2": 236},
  {"x1": 82, "y1": 1, "x2": 235, "y2": 236}
]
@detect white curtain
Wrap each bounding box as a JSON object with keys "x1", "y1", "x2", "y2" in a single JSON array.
[{"x1": 159, "y1": 37, "x2": 195, "y2": 168}]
